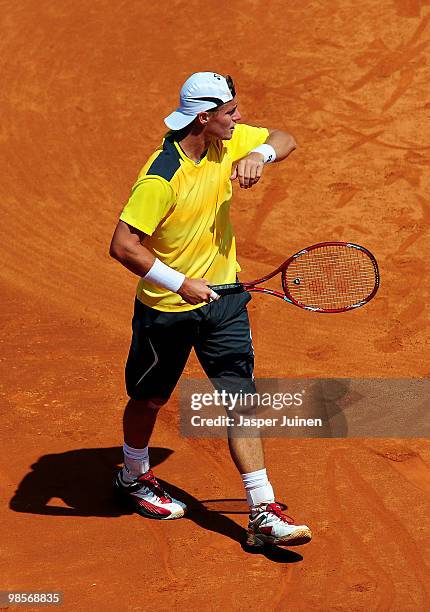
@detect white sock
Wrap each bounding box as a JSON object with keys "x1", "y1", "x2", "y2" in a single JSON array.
[
  {"x1": 241, "y1": 468, "x2": 275, "y2": 511},
  {"x1": 122, "y1": 443, "x2": 150, "y2": 482}
]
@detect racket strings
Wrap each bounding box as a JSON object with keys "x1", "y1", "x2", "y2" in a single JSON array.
[{"x1": 283, "y1": 245, "x2": 377, "y2": 310}]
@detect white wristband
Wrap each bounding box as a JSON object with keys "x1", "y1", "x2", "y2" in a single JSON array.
[
  {"x1": 143, "y1": 258, "x2": 186, "y2": 293},
  {"x1": 250, "y1": 143, "x2": 276, "y2": 163}
]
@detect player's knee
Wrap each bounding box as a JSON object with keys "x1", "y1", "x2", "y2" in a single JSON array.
[{"x1": 145, "y1": 397, "x2": 169, "y2": 411}]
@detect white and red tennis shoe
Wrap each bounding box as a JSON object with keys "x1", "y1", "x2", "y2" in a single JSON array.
[
  {"x1": 246, "y1": 502, "x2": 312, "y2": 547},
  {"x1": 114, "y1": 469, "x2": 186, "y2": 520}
]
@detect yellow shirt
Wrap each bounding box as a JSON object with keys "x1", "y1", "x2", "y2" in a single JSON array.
[{"x1": 120, "y1": 123, "x2": 269, "y2": 311}]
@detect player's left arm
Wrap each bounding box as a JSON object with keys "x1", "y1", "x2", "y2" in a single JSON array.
[
  {"x1": 232, "y1": 129, "x2": 297, "y2": 189},
  {"x1": 264, "y1": 128, "x2": 297, "y2": 161}
]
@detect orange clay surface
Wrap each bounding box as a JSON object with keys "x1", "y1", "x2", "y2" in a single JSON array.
[{"x1": 1, "y1": 1, "x2": 430, "y2": 610}]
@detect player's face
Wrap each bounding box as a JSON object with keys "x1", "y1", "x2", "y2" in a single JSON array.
[{"x1": 206, "y1": 97, "x2": 241, "y2": 140}]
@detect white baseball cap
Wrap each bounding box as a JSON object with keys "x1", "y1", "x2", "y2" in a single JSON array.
[{"x1": 164, "y1": 72, "x2": 235, "y2": 131}]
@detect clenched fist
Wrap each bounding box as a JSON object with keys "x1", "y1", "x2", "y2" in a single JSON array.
[
  {"x1": 230, "y1": 152, "x2": 265, "y2": 189},
  {"x1": 178, "y1": 278, "x2": 220, "y2": 305}
]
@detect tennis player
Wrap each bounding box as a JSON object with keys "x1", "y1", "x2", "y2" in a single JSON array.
[{"x1": 110, "y1": 72, "x2": 312, "y2": 547}]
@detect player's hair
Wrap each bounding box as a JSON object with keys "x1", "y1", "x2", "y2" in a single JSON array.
[{"x1": 226, "y1": 74, "x2": 236, "y2": 97}]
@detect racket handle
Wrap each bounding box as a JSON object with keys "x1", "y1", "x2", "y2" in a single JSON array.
[{"x1": 209, "y1": 283, "x2": 245, "y2": 296}]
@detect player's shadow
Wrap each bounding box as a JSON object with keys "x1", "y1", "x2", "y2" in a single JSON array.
[{"x1": 9, "y1": 446, "x2": 302, "y2": 564}]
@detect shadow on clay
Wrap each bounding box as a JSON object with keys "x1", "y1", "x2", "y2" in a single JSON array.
[{"x1": 9, "y1": 446, "x2": 303, "y2": 564}]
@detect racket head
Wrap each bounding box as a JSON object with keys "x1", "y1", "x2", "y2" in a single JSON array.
[{"x1": 281, "y1": 242, "x2": 379, "y2": 313}]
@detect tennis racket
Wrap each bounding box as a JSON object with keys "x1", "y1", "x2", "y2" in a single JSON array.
[{"x1": 210, "y1": 242, "x2": 379, "y2": 313}]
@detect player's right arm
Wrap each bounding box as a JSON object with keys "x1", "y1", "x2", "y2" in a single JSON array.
[
  {"x1": 111, "y1": 174, "x2": 218, "y2": 304},
  {"x1": 109, "y1": 220, "x2": 155, "y2": 276},
  {"x1": 109, "y1": 220, "x2": 216, "y2": 305}
]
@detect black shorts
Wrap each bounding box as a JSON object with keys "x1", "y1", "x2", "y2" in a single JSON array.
[{"x1": 125, "y1": 293, "x2": 255, "y2": 401}]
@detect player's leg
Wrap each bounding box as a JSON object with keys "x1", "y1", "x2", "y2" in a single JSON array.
[
  {"x1": 195, "y1": 293, "x2": 312, "y2": 545},
  {"x1": 194, "y1": 292, "x2": 266, "y2": 467},
  {"x1": 227, "y1": 434, "x2": 264, "y2": 473},
  {"x1": 114, "y1": 299, "x2": 197, "y2": 520},
  {"x1": 123, "y1": 398, "x2": 161, "y2": 450}
]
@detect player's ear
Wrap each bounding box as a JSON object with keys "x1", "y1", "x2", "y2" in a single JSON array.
[{"x1": 197, "y1": 111, "x2": 210, "y2": 125}]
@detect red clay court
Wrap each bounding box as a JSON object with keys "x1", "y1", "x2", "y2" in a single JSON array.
[{"x1": 1, "y1": 1, "x2": 429, "y2": 610}]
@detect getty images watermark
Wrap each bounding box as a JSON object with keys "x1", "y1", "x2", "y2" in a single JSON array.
[
  {"x1": 189, "y1": 388, "x2": 321, "y2": 430},
  {"x1": 179, "y1": 378, "x2": 430, "y2": 438}
]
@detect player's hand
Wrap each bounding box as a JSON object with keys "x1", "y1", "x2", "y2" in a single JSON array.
[
  {"x1": 230, "y1": 152, "x2": 264, "y2": 189},
  {"x1": 177, "y1": 278, "x2": 220, "y2": 305}
]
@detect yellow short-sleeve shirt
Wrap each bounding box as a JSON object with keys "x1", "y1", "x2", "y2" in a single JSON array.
[{"x1": 119, "y1": 123, "x2": 269, "y2": 311}]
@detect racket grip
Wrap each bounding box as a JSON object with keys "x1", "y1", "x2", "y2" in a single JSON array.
[{"x1": 209, "y1": 283, "x2": 245, "y2": 296}]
